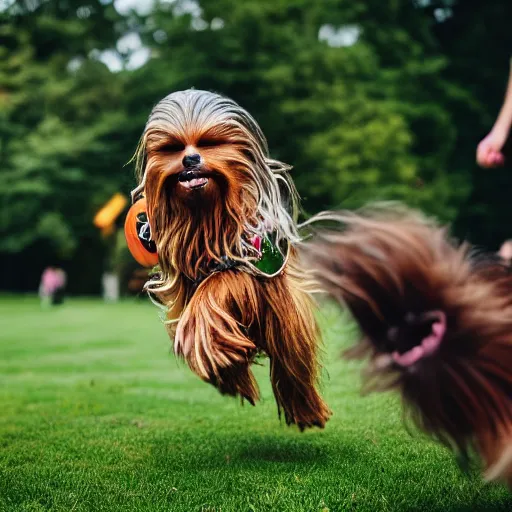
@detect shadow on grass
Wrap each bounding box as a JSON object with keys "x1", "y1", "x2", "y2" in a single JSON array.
[
  {"x1": 235, "y1": 434, "x2": 334, "y2": 463},
  {"x1": 411, "y1": 498, "x2": 512, "y2": 512},
  {"x1": 147, "y1": 430, "x2": 344, "y2": 470}
]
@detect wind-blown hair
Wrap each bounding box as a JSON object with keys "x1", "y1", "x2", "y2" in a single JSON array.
[
  {"x1": 130, "y1": 89, "x2": 330, "y2": 430},
  {"x1": 132, "y1": 89, "x2": 301, "y2": 314},
  {"x1": 302, "y1": 205, "x2": 512, "y2": 485},
  {"x1": 133, "y1": 89, "x2": 299, "y2": 239}
]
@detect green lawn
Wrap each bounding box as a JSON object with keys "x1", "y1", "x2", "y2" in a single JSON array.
[{"x1": 0, "y1": 295, "x2": 510, "y2": 511}]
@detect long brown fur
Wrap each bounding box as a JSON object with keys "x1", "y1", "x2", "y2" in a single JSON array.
[
  {"x1": 173, "y1": 254, "x2": 329, "y2": 428},
  {"x1": 301, "y1": 205, "x2": 512, "y2": 485},
  {"x1": 133, "y1": 89, "x2": 331, "y2": 430}
]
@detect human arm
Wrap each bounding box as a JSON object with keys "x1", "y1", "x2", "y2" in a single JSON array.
[{"x1": 477, "y1": 60, "x2": 512, "y2": 168}]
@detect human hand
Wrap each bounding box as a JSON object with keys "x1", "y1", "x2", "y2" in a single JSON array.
[{"x1": 476, "y1": 128, "x2": 508, "y2": 168}]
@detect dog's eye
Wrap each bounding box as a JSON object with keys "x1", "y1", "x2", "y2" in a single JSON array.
[
  {"x1": 159, "y1": 142, "x2": 185, "y2": 153},
  {"x1": 197, "y1": 139, "x2": 223, "y2": 148}
]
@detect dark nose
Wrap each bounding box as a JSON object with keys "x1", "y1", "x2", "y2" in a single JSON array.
[{"x1": 182, "y1": 153, "x2": 201, "y2": 168}]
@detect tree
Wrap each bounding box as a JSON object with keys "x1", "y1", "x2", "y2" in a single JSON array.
[
  {"x1": 0, "y1": 1, "x2": 132, "y2": 292},
  {"x1": 1, "y1": 0, "x2": 510, "y2": 293},
  {"x1": 424, "y1": 0, "x2": 512, "y2": 248}
]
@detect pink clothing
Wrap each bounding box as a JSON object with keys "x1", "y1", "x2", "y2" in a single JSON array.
[{"x1": 40, "y1": 268, "x2": 66, "y2": 296}]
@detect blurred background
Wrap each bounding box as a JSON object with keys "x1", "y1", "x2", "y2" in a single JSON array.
[{"x1": 1, "y1": 0, "x2": 511, "y2": 297}]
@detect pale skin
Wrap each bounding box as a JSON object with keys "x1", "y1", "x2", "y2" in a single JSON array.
[
  {"x1": 477, "y1": 60, "x2": 512, "y2": 168},
  {"x1": 498, "y1": 240, "x2": 512, "y2": 264}
]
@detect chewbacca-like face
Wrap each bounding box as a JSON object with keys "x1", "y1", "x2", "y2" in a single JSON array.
[
  {"x1": 140, "y1": 90, "x2": 271, "y2": 225},
  {"x1": 133, "y1": 89, "x2": 299, "y2": 277},
  {"x1": 144, "y1": 122, "x2": 241, "y2": 206}
]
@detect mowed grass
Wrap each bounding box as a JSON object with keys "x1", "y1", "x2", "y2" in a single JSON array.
[{"x1": 0, "y1": 295, "x2": 510, "y2": 512}]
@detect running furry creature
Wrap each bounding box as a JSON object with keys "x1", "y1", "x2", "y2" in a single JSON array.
[
  {"x1": 126, "y1": 89, "x2": 331, "y2": 430},
  {"x1": 302, "y1": 207, "x2": 512, "y2": 487},
  {"x1": 126, "y1": 89, "x2": 512, "y2": 487}
]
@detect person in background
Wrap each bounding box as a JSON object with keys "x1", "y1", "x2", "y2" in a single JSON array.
[
  {"x1": 39, "y1": 266, "x2": 67, "y2": 307},
  {"x1": 477, "y1": 60, "x2": 512, "y2": 168}
]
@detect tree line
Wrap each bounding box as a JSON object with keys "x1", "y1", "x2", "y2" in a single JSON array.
[{"x1": 1, "y1": 0, "x2": 511, "y2": 293}]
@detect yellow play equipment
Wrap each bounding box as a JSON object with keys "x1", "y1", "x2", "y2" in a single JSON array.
[{"x1": 93, "y1": 193, "x2": 128, "y2": 236}]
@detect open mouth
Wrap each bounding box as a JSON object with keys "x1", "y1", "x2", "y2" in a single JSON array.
[
  {"x1": 387, "y1": 311, "x2": 446, "y2": 367},
  {"x1": 177, "y1": 169, "x2": 209, "y2": 190}
]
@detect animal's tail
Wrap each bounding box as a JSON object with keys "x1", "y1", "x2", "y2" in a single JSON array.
[{"x1": 301, "y1": 205, "x2": 512, "y2": 486}]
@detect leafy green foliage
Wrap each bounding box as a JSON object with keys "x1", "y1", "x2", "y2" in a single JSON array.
[
  {"x1": 0, "y1": 9, "x2": 127, "y2": 258},
  {"x1": 0, "y1": 0, "x2": 510, "y2": 292}
]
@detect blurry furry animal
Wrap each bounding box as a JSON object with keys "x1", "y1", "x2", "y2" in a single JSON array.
[
  {"x1": 130, "y1": 89, "x2": 331, "y2": 430},
  {"x1": 301, "y1": 205, "x2": 512, "y2": 487}
]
